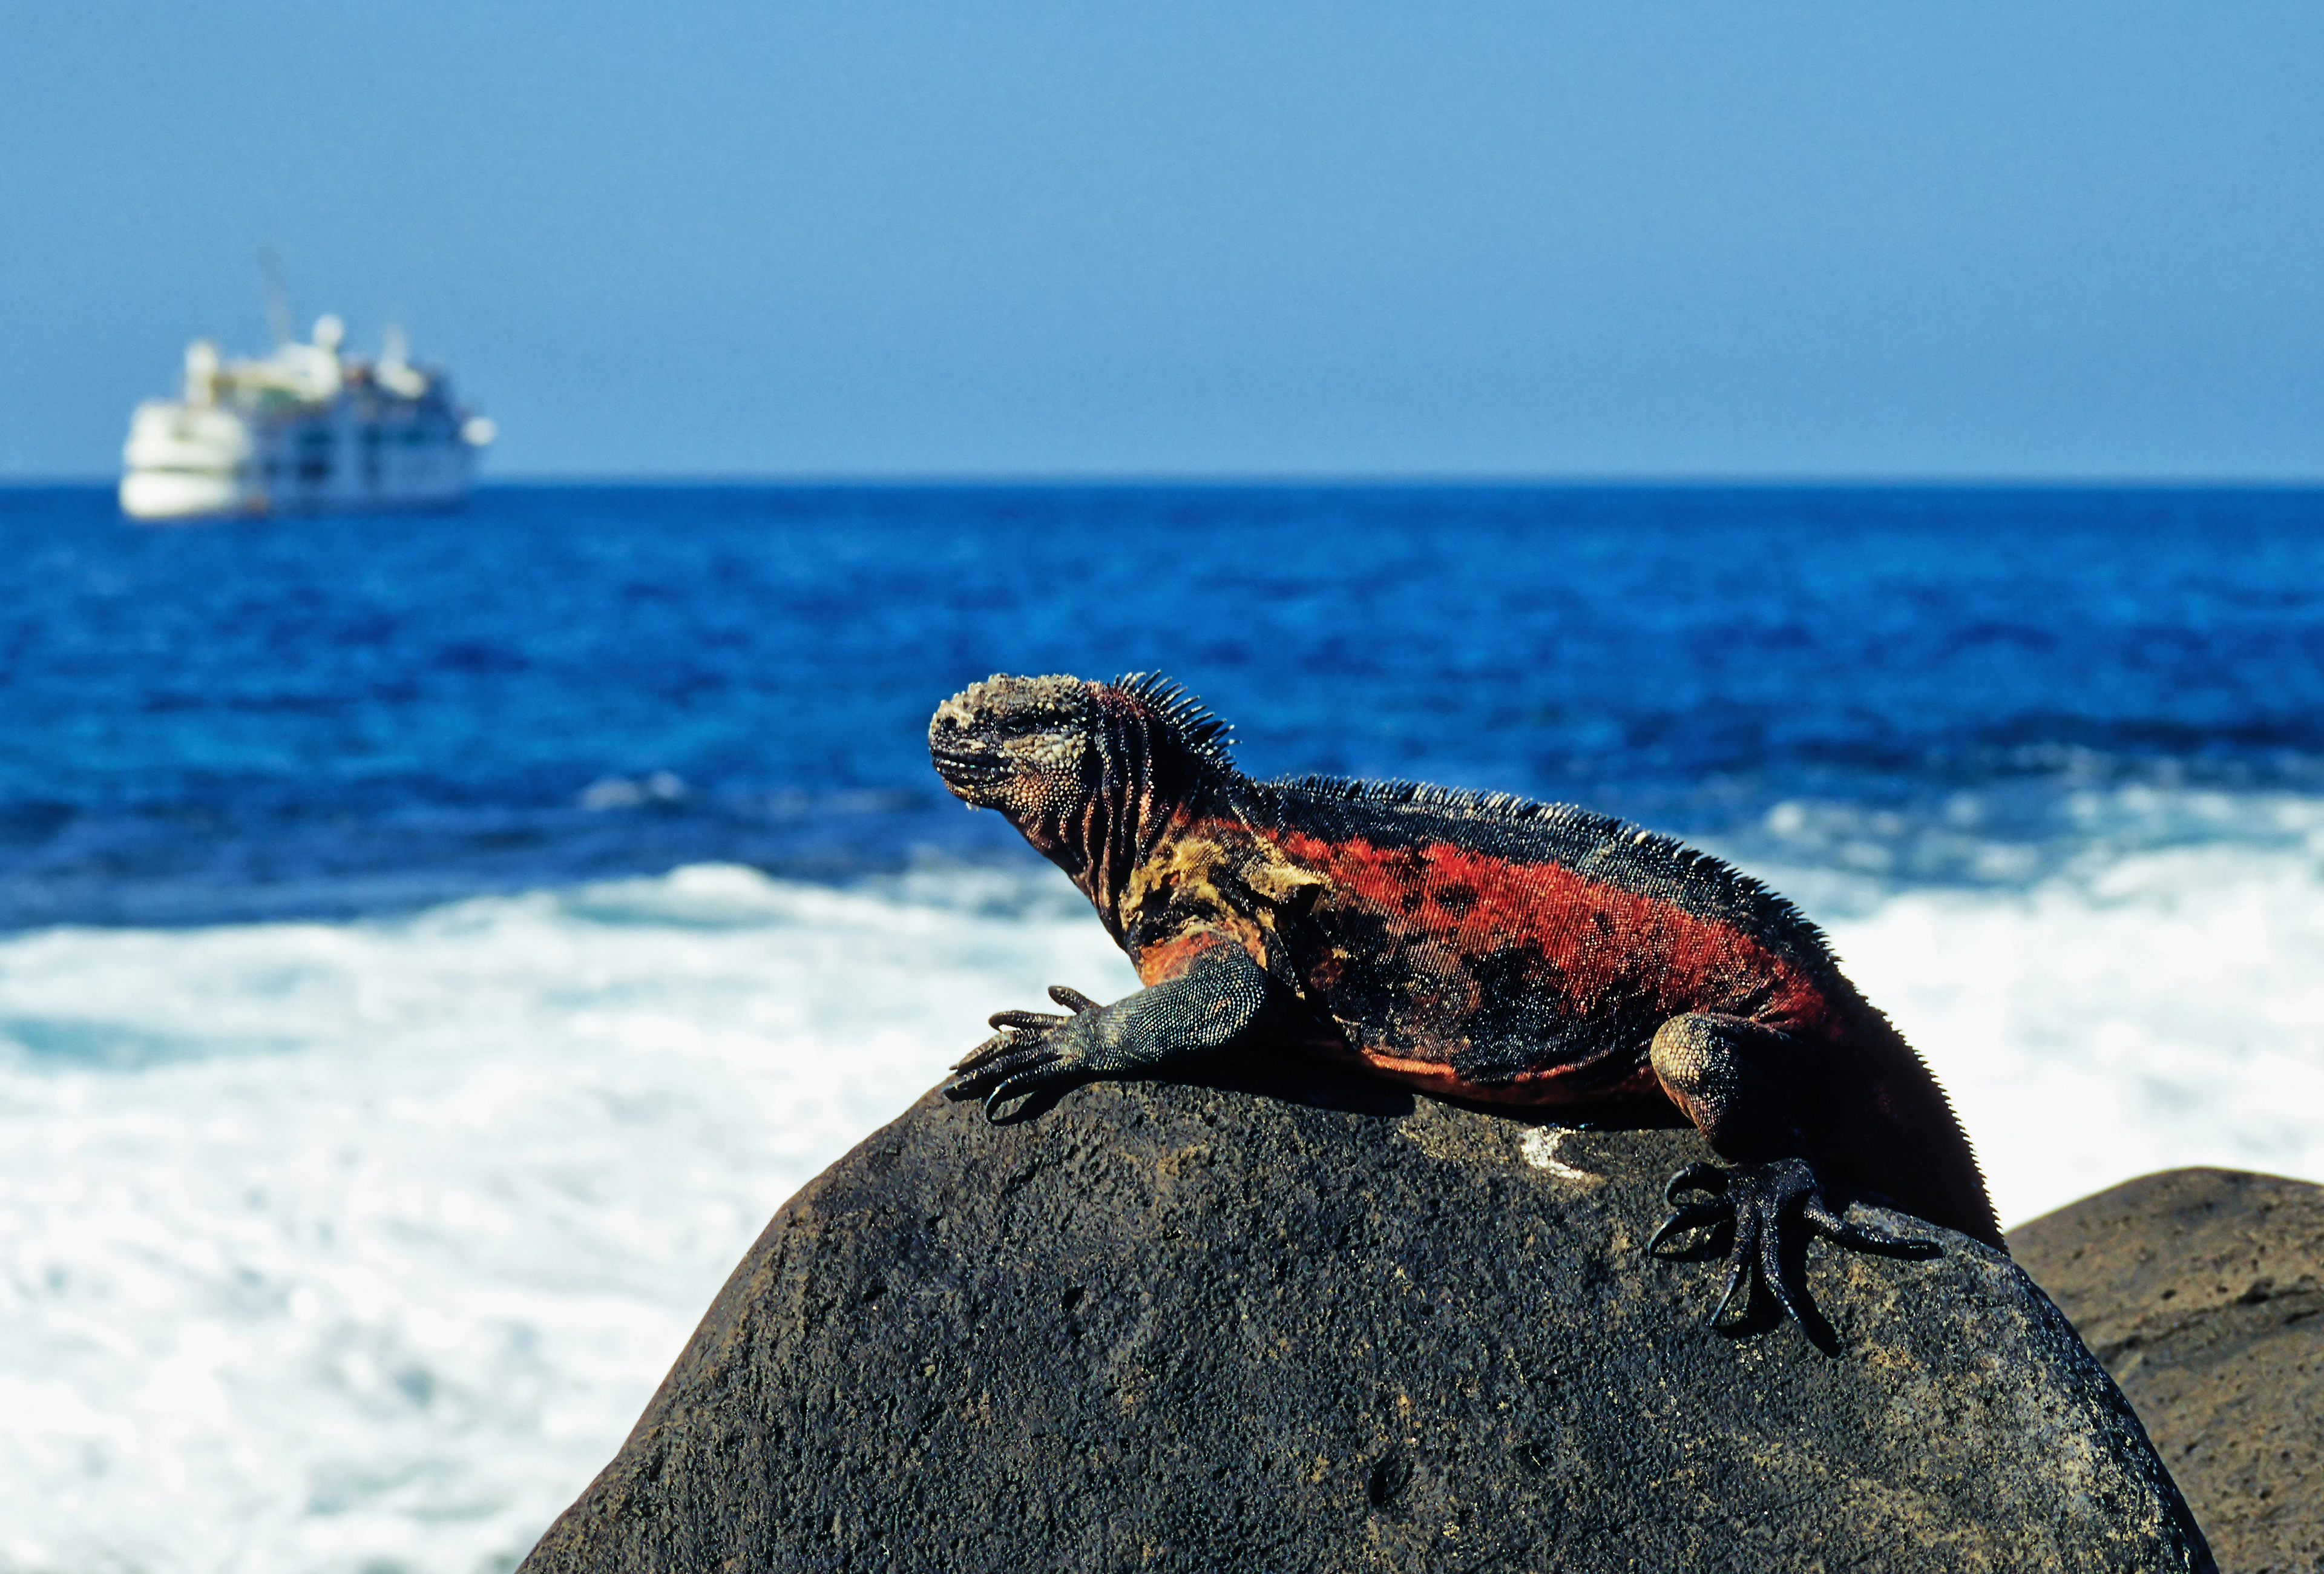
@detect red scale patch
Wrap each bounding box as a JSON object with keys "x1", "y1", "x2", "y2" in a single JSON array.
[{"x1": 1273, "y1": 829, "x2": 1834, "y2": 1037}]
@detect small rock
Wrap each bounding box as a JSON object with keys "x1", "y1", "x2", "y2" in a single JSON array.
[
  {"x1": 2013, "y1": 1167, "x2": 2324, "y2": 1574},
  {"x1": 521, "y1": 1059, "x2": 2211, "y2": 1572}
]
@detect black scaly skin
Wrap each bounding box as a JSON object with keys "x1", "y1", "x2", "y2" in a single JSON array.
[{"x1": 929, "y1": 672, "x2": 1999, "y2": 1344}]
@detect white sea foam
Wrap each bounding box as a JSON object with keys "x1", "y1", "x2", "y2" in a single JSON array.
[
  {"x1": 1, "y1": 849, "x2": 2320, "y2": 1572},
  {"x1": 1827, "y1": 839, "x2": 2324, "y2": 1230},
  {"x1": 0, "y1": 864, "x2": 1135, "y2": 1574}
]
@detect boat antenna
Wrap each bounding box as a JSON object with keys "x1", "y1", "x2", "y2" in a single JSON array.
[{"x1": 258, "y1": 244, "x2": 293, "y2": 347}]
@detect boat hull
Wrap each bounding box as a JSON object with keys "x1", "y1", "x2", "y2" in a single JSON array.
[{"x1": 118, "y1": 469, "x2": 265, "y2": 521}]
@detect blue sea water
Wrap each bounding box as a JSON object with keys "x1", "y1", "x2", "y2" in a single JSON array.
[
  {"x1": 4, "y1": 481, "x2": 2323, "y2": 1573},
  {"x1": 5, "y1": 482, "x2": 2324, "y2": 923}
]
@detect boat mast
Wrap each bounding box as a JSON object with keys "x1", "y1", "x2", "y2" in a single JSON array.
[{"x1": 259, "y1": 244, "x2": 294, "y2": 349}]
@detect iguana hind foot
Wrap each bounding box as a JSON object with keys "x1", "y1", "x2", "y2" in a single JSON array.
[{"x1": 1650, "y1": 1156, "x2": 1938, "y2": 1348}]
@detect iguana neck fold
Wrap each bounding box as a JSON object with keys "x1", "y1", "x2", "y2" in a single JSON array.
[{"x1": 1015, "y1": 682, "x2": 1228, "y2": 944}]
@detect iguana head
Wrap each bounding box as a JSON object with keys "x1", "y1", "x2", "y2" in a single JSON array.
[
  {"x1": 930, "y1": 671, "x2": 1235, "y2": 819},
  {"x1": 932, "y1": 671, "x2": 1236, "y2": 905},
  {"x1": 928, "y1": 673, "x2": 1099, "y2": 816}
]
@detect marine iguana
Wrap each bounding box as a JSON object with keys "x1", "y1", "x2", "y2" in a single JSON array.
[{"x1": 930, "y1": 671, "x2": 2002, "y2": 1332}]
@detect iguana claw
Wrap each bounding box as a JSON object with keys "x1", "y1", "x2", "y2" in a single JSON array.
[
  {"x1": 945, "y1": 985, "x2": 1103, "y2": 1119},
  {"x1": 1649, "y1": 1156, "x2": 1939, "y2": 1348}
]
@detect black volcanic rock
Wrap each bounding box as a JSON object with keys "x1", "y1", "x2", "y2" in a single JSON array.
[
  {"x1": 522, "y1": 1061, "x2": 2212, "y2": 1573},
  {"x1": 2013, "y1": 1167, "x2": 2324, "y2": 1574}
]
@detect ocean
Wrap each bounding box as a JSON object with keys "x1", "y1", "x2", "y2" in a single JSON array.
[{"x1": 2, "y1": 481, "x2": 2322, "y2": 1571}]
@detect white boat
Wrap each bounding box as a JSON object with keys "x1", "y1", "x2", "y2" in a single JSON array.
[{"x1": 120, "y1": 315, "x2": 494, "y2": 521}]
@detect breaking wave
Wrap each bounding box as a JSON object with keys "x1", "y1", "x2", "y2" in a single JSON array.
[{"x1": 1, "y1": 836, "x2": 2318, "y2": 1572}]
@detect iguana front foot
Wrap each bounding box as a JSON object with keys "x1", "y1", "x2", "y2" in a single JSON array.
[
  {"x1": 1649, "y1": 1156, "x2": 1938, "y2": 1347},
  {"x1": 945, "y1": 985, "x2": 1106, "y2": 1119},
  {"x1": 945, "y1": 941, "x2": 1274, "y2": 1122}
]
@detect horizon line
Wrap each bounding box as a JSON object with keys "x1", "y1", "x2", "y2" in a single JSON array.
[{"x1": 8, "y1": 472, "x2": 2324, "y2": 492}]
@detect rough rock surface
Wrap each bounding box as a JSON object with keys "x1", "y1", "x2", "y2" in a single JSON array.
[
  {"x1": 522, "y1": 1059, "x2": 2211, "y2": 1573},
  {"x1": 2013, "y1": 1168, "x2": 2324, "y2": 1574}
]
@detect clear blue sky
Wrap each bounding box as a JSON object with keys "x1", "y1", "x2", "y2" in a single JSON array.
[{"x1": 4, "y1": 3, "x2": 2320, "y2": 479}]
